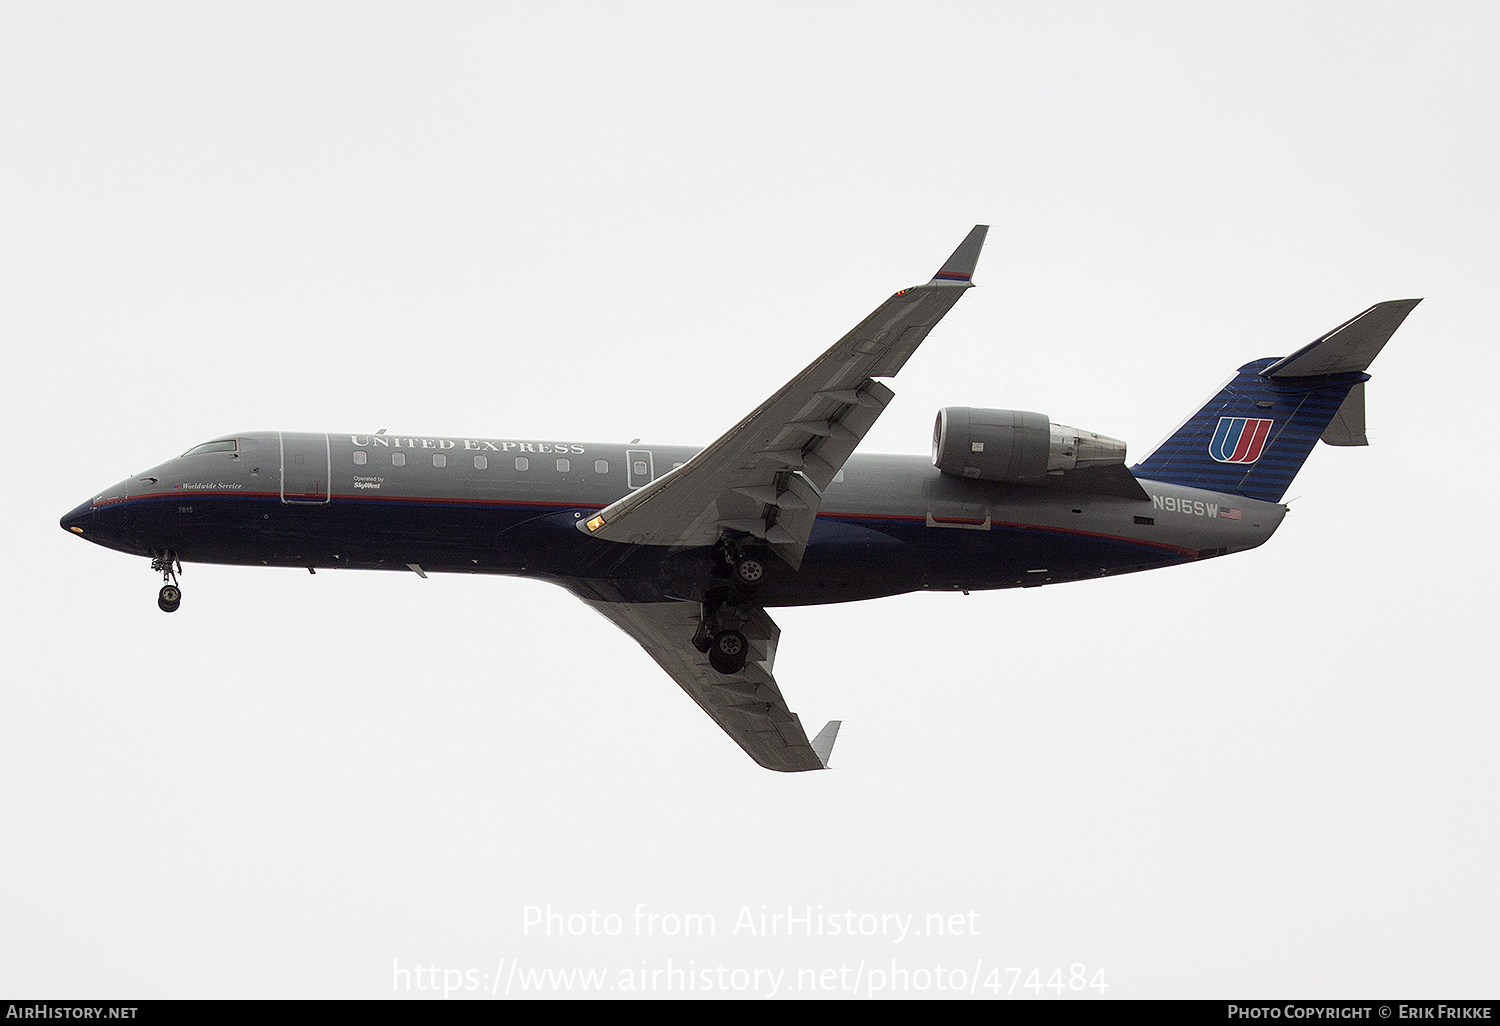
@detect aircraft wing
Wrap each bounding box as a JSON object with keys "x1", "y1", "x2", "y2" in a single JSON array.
[
  {"x1": 580, "y1": 225, "x2": 989, "y2": 568},
  {"x1": 573, "y1": 594, "x2": 841, "y2": 772}
]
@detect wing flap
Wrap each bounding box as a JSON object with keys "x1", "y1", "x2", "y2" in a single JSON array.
[
  {"x1": 579, "y1": 227, "x2": 987, "y2": 567},
  {"x1": 573, "y1": 596, "x2": 832, "y2": 772}
]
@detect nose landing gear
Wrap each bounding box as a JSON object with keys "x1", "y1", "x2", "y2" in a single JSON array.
[{"x1": 151, "y1": 551, "x2": 182, "y2": 613}]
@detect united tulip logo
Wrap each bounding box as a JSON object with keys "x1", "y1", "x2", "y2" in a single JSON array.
[{"x1": 1209, "y1": 417, "x2": 1273, "y2": 464}]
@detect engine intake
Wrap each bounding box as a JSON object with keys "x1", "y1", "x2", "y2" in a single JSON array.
[{"x1": 932, "y1": 407, "x2": 1126, "y2": 482}]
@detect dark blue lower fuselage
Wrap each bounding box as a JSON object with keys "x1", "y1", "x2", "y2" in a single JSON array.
[
  {"x1": 60, "y1": 431, "x2": 1278, "y2": 605},
  {"x1": 65, "y1": 489, "x2": 1195, "y2": 603}
]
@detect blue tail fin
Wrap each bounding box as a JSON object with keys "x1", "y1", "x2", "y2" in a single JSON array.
[{"x1": 1131, "y1": 300, "x2": 1419, "y2": 503}]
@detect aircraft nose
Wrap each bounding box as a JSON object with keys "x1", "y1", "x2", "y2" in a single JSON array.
[{"x1": 60, "y1": 498, "x2": 93, "y2": 536}]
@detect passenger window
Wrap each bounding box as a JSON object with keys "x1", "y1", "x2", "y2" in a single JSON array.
[
  {"x1": 515, "y1": 456, "x2": 529, "y2": 471},
  {"x1": 433, "y1": 453, "x2": 447, "y2": 468},
  {"x1": 556, "y1": 458, "x2": 570, "y2": 473},
  {"x1": 474, "y1": 455, "x2": 488, "y2": 470},
  {"x1": 595, "y1": 460, "x2": 609, "y2": 474},
  {"x1": 392, "y1": 452, "x2": 406, "y2": 466},
  {"x1": 353, "y1": 450, "x2": 367, "y2": 465},
  {"x1": 632, "y1": 460, "x2": 648, "y2": 476}
]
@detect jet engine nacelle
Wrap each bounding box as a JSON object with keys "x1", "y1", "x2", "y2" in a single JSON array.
[{"x1": 932, "y1": 407, "x2": 1127, "y2": 482}]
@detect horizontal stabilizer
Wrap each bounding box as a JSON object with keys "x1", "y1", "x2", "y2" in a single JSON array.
[
  {"x1": 1265, "y1": 299, "x2": 1421, "y2": 377},
  {"x1": 810, "y1": 720, "x2": 841, "y2": 768},
  {"x1": 1134, "y1": 299, "x2": 1419, "y2": 501}
]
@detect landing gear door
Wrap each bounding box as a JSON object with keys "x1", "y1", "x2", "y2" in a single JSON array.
[
  {"x1": 280, "y1": 432, "x2": 332, "y2": 504},
  {"x1": 626, "y1": 449, "x2": 655, "y2": 491}
]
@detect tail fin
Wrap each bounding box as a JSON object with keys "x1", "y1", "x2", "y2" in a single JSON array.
[{"x1": 1132, "y1": 300, "x2": 1420, "y2": 502}]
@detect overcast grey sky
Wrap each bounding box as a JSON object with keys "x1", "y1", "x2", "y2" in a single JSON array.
[{"x1": 4, "y1": 1, "x2": 1497, "y2": 999}]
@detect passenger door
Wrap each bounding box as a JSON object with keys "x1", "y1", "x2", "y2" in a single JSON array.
[{"x1": 279, "y1": 432, "x2": 332, "y2": 504}]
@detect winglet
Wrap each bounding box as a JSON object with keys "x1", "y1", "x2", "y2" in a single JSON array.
[
  {"x1": 929, "y1": 225, "x2": 989, "y2": 286},
  {"x1": 810, "y1": 719, "x2": 842, "y2": 768}
]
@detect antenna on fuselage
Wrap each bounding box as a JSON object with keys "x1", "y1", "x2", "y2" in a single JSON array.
[{"x1": 376, "y1": 428, "x2": 387, "y2": 434}]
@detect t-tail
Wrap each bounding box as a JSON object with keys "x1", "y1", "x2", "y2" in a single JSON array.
[{"x1": 1132, "y1": 299, "x2": 1421, "y2": 503}]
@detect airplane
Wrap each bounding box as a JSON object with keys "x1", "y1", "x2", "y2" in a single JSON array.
[{"x1": 59, "y1": 226, "x2": 1420, "y2": 772}]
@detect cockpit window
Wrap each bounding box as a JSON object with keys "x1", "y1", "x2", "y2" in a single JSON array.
[{"x1": 182, "y1": 439, "x2": 238, "y2": 456}]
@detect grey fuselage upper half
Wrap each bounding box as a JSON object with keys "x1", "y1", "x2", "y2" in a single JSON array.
[{"x1": 61, "y1": 431, "x2": 1284, "y2": 606}]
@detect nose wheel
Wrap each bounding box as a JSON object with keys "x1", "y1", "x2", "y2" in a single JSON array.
[{"x1": 151, "y1": 550, "x2": 182, "y2": 613}]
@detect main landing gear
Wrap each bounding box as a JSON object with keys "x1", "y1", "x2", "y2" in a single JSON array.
[
  {"x1": 715, "y1": 537, "x2": 767, "y2": 592},
  {"x1": 152, "y1": 551, "x2": 182, "y2": 613},
  {"x1": 709, "y1": 628, "x2": 749, "y2": 674},
  {"x1": 731, "y1": 554, "x2": 766, "y2": 590},
  {"x1": 692, "y1": 594, "x2": 752, "y2": 676},
  {"x1": 691, "y1": 537, "x2": 772, "y2": 675}
]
